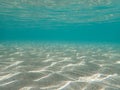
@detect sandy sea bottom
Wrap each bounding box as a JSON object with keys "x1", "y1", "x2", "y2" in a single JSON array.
[{"x1": 0, "y1": 42, "x2": 120, "y2": 90}]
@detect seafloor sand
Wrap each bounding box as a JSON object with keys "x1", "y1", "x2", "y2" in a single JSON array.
[{"x1": 0, "y1": 42, "x2": 120, "y2": 90}]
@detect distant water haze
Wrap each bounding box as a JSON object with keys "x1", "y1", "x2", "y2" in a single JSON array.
[
  {"x1": 0, "y1": 24, "x2": 120, "y2": 42},
  {"x1": 0, "y1": 0, "x2": 120, "y2": 42}
]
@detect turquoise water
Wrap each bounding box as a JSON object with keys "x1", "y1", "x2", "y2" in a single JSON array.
[
  {"x1": 0, "y1": 0, "x2": 120, "y2": 42},
  {"x1": 0, "y1": 0, "x2": 120, "y2": 90}
]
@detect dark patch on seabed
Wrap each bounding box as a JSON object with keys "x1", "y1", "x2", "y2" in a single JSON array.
[{"x1": 0, "y1": 0, "x2": 120, "y2": 90}]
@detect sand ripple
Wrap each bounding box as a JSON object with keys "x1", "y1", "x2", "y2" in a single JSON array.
[{"x1": 0, "y1": 42, "x2": 120, "y2": 90}]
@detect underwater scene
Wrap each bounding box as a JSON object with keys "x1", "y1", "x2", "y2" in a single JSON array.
[{"x1": 0, "y1": 0, "x2": 120, "y2": 90}]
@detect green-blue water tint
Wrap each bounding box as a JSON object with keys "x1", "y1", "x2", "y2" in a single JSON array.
[
  {"x1": 0, "y1": 0, "x2": 120, "y2": 42},
  {"x1": 0, "y1": 1, "x2": 120, "y2": 90},
  {"x1": 0, "y1": 22, "x2": 120, "y2": 42}
]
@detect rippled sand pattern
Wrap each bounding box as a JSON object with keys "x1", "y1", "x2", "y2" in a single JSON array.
[{"x1": 0, "y1": 42, "x2": 120, "y2": 90}]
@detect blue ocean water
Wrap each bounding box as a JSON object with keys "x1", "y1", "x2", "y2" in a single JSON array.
[
  {"x1": 0, "y1": 0, "x2": 120, "y2": 42},
  {"x1": 0, "y1": 0, "x2": 120, "y2": 90}
]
